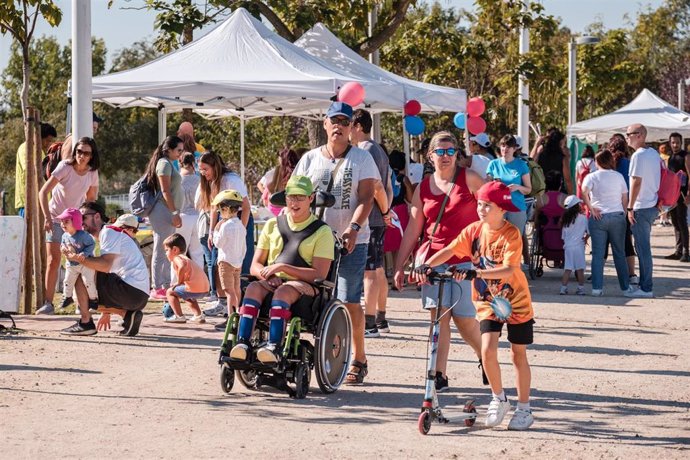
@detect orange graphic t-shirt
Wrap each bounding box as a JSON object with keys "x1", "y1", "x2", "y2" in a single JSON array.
[{"x1": 449, "y1": 221, "x2": 534, "y2": 324}]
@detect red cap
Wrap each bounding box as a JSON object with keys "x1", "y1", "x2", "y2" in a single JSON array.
[{"x1": 476, "y1": 181, "x2": 520, "y2": 213}]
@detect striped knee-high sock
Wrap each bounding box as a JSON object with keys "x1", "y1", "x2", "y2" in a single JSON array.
[
  {"x1": 268, "y1": 299, "x2": 292, "y2": 345},
  {"x1": 237, "y1": 298, "x2": 260, "y2": 342}
]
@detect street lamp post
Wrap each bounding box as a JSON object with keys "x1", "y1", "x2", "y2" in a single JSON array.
[{"x1": 567, "y1": 36, "x2": 600, "y2": 127}]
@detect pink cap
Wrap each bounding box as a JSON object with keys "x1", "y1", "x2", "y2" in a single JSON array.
[
  {"x1": 476, "y1": 181, "x2": 520, "y2": 213},
  {"x1": 56, "y1": 208, "x2": 83, "y2": 230}
]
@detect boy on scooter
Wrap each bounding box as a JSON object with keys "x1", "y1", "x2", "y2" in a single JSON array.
[{"x1": 417, "y1": 181, "x2": 534, "y2": 431}]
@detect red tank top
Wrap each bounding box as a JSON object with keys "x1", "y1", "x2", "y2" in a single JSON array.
[{"x1": 420, "y1": 168, "x2": 479, "y2": 264}]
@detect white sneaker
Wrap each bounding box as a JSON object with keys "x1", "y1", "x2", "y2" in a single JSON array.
[
  {"x1": 629, "y1": 275, "x2": 639, "y2": 285},
  {"x1": 591, "y1": 289, "x2": 603, "y2": 297},
  {"x1": 575, "y1": 286, "x2": 586, "y2": 296},
  {"x1": 230, "y1": 343, "x2": 248, "y2": 361},
  {"x1": 203, "y1": 301, "x2": 227, "y2": 317},
  {"x1": 256, "y1": 344, "x2": 280, "y2": 364},
  {"x1": 508, "y1": 408, "x2": 534, "y2": 430},
  {"x1": 559, "y1": 285, "x2": 568, "y2": 295},
  {"x1": 624, "y1": 288, "x2": 654, "y2": 298},
  {"x1": 485, "y1": 397, "x2": 511, "y2": 427},
  {"x1": 164, "y1": 315, "x2": 187, "y2": 323},
  {"x1": 189, "y1": 313, "x2": 206, "y2": 323}
]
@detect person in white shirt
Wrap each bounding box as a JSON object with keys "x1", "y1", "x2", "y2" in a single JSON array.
[
  {"x1": 559, "y1": 196, "x2": 589, "y2": 296},
  {"x1": 626, "y1": 124, "x2": 661, "y2": 297},
  {"x1": 581, "y1": 149, "x2": 636, "y2": 297}
]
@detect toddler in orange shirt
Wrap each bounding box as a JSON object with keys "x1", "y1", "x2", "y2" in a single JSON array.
[{"x1": 163, "y1": 233, "x2": 210, "y2": 323}]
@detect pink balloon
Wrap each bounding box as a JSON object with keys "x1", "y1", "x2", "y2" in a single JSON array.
[
  {"x1": 467, "y1": 116, "x2": 487, "y2": 135},
  {"x1": 338, "y1": 82, "x2": 365, "y2": 107},
  {"x1": 404, "y1": 99, "x2": 422, "y2": 116},
  {"x1": 466, "y1": 97, "x2": 486, "y2": 117}
]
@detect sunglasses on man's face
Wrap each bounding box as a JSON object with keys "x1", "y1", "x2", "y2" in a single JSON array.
[
  {"x1": 329, "y1": 117, "x2": 351, "y2": 127},
  {"x1": 433, "y1": 148, "x2": 457, "y2": 157}
]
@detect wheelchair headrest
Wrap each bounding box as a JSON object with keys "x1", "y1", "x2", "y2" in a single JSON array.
[{"x1": 269, "y1": 190, "x2": 336, "y2": 209}]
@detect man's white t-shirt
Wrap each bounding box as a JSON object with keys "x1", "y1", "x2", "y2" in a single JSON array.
[
  {"x1": 469, "y1": 154, "x2": 490, "y2": 179},
  {"x1": 294, "y1": 146, "x2": 381, "y2": 244},
  {"x1": 629, "y1": 147, "x2": 661, "y2": 210},
  {"x1": 582, "y1": 169, "x2": 628, "y2": 214},
  {"x1": 99, "y1": 227, "x2": 150, "y2": 294}
]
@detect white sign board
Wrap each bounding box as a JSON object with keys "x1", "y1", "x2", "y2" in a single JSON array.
[{"x1": 0, "y1": 217, "x2": 26, "y2": 313}]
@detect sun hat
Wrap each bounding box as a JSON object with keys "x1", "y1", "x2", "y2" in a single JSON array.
[
  {"x1": 326, "y1": 101, "x2": 353, "y2": 120},
  {"x1": 564, "y1": 195, "x2": 582, "y2": 209},
  {"x1": 211, "y1": 189, "x2": 243, "y2": 207},
  {"x1": 476, "y1": 181, "x2": 520, "y2": 213},
  {"x1": 112, "y1": 213, "x2": 139, "y2": 229},
  {"x1": 285, "y1": 175, "x2": 314, "y2": 196},
  {"x1": 56, "y1": 208, "x2": 83, "y2": 230},
  {"x1": 514, "y1": 135, "x2": 523, "y2": 149}
]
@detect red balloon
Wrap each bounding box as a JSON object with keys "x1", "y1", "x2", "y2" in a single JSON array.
[
  {"x1": 338, "y1": 82, "x2": 366, "y2": 107},
  {"x1": 404, "y1": 99, "x2": 422, "y2": 116},
  {"x1": 467, "y1": 116, "x2": 487, "y2": 135},
  {"x1": 466, "y1": 97, "x2": 486, "y2": 117}
]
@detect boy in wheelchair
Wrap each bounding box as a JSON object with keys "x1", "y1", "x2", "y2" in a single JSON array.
[{"x1": 230, "y1": 175, "x2": 335, "y2": 364}]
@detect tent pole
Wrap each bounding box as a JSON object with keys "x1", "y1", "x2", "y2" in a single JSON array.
[
  {"x1": 71, "y1": 0, "x2": 93, "y2": 140},
  {"x1": 517, "y1": 0, "x2": 530, "y2": 146},
  {"x1": 240, "y1": 116, "x2": 246, "y2": 181},
  {"x1": 402, "y1": 113, "x2": 410, "y2": 177},
  {"x1": 368, "y1": 5, "x2": 381, "y2": 143},
  {"x1": 157, "y1": 106, "x2": 166, "y2": 144},
  {"x1": 679, "y1": 80, "x2": 686, "y2": 111}
]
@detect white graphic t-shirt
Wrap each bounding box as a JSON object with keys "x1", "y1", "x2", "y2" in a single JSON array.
[{"x1": 294, "y1": 145, "x2": 381, "y2": 244}]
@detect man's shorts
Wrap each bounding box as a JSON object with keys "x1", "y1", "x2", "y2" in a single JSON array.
[
  {"x1": 171, "y1": 285, "x2": 207, "y2": 301},
  {"x1": 480, "y1": 318, "x2": 535, "y2": 345},
  {"x1": 421, "y1": 262, "x2": 476, "y2": 318},
  {"x1": 365, "y1": 226, "x2": 386, "y2": 271},
  {"x1": 96, "y1": 272, "x2": 149, "y2": 312},
  {"x1": 337, "y1": 243, "x2": 367, "y2": 304},
  {"x1": 257, "y1": 279, "x2": 318, "y2": 297},
  {"x1": 45, "y1": 222, "x2": 64, "y2": 243}
]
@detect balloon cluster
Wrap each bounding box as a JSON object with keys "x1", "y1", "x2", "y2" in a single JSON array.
[
  {"x1": 403, "y1": 99, "x2": 424, "y2": 135},
  {"x1": 453, "y1": 97, "x2": 487, "y2": 135},
  {"x1": 337, "y1": 82, "x2": 366, "y2": 107}
]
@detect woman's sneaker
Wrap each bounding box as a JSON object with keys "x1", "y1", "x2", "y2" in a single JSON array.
[
  {"x1": 256, "y1": 344, "x2": 280, "y2": 364},
  {"x1": 559, "y1": 286, "x2": 568, "y2": 295},
  {"x1": 591, "y1": 289, "x2": 603, "y2": 297},
  {"x1": 203, "y1": 300, "x2": 227, "y2": 317},
  {"x1": 375, "y1": 319, "x2": 390, "y2": 333},
  {"x1": 164, "y1": 315, "x2": 187, "y2": 323},
  {"x1": 575, "y1": 286, "x2": 586, "y2": 296},
  {"x1": 629, "y1": 274, "x2": 639, "y2": 285},
  {"x1": 149, "y1": 288, "x2": 167, "y2": 301},
  {"x1": 485, "y1": 396, "x2": 511, "y2": 427},
  {"x1": 230, "y1": 343, "x2": 249, "y2": 361},
  {"x1": 189, "y1": 314, "x2": 206, "y2": 323},
  {"x1": 434, "y1": 372, "x2": 449, "y2": 392},
  {"x1": 60, "y1": 297, "x2": 74, "y2": 309},
  {"x1": 507, "y1": 408, "x2": 534, "y2": 430},
  {"x1": 35, "y1": 302, "x2": 55, "y2": 315}
]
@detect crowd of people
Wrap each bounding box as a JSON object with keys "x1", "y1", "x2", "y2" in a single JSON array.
[{"x1": 14, "y1": 99, "x2": 689, "y2": 431}]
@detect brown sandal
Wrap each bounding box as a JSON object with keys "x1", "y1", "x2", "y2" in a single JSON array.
[{"x1": 345, "y1": 360, "x2": 368, "y2": 385}]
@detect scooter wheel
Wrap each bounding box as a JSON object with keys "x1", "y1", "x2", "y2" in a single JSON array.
[
  {"x1": 463, "y1": 401, "x2": 477, "y2": 427},
  {"x1": 418, "y1": 410, "x2": 432, "y2": 435}
]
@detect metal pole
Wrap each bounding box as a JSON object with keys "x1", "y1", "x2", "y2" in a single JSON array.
[
  {"x1": 567, "y1": 37, "x2": 577, "y2": 127},
  {"x1": 517, "y1": 0, "x2": 530, "y2": 145},
  {"x1": 368, "y1": 5, "x2": 382, "y2": 143},
  {"x1": 679, "y1": 80, "x2": 684, "y2": 111},
  {"x1": 71, "y1": 0, "x2": 93, "y2": 140},
  {"x1": 157, "y1": 106, "x2": 167, "y2": 144},
  {"x1": 66, "y1": 80, "x2": 72, "y2": 135},
  {"x1": 240, "y1": 116, "x2": 246, "y2": 181}
]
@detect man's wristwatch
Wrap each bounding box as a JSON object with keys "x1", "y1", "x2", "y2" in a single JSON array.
[
  {"x1": 171, "y1": 210, "x2": 180, "y2": 216},
  {"x1": 350, "y1": 222, "x2": 361, "y2": 232}
]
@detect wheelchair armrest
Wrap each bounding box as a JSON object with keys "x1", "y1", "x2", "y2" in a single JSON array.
[
  {"x1": 313, "y1": 278, "x2": 336, "y2": 289},
  {"x1": 240, "y1": 274, "x2": 258, "y2": 282}
]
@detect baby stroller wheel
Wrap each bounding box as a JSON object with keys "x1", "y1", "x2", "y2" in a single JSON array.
[
  {"x1": 220, "y1": 364, "x2": 235, "y2": 394},
  {"x1": 293, "y1": 362, "x2": 311, "y2": 399},
  {"x1": 315, "y1": 300, "x2": 352, "y2": 394},
  {"x1": 418, "y1": 410, "x2": 432, "y2": 435}
]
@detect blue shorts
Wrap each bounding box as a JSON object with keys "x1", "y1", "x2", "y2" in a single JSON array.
[
  {"x1": 172, "y1": 285, "x2": 206, "y2": 301},
  {"x1": 421, "y1": 262, "x2": 476, "y2": 318},
  {"x1": 45, "y1": 222, "x2": 64, "y2": 243},
  {"x1": 336, "y1": 243, "x2": 367, "y2": 304}
]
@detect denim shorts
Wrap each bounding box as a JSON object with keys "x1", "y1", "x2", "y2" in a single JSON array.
[
  {"x1": 421, "y1": 262, "x2": 476, "y2": 318},
  {"x1": 336, "y1": 243, "x2": 367, "y2": 304},
  {"x1": 172, "y1": 285, "x2": 207, "y2": 301},
  {"x1": 45, "y1": 222, "x2": 64, "y2": 244}
]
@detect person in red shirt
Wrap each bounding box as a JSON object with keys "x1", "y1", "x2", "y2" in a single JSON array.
[{"x1": 419, "y1": 181, "x2": 535, "y2": 431}]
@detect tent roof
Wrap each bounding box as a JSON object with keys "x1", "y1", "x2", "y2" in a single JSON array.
[
  {"x1": 294, "y1": 23, "x2": 466, "y2": 114},
  {"x1": 568, "y1": 89, "x2": 690, "y2": 143},
  {"x1": 92, "y1": 8, "x2": 398, "y2": 118}
]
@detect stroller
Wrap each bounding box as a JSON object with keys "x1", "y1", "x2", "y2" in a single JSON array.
[{"x1": 528, "y1": 192, "x2": 565, "y2": 279}]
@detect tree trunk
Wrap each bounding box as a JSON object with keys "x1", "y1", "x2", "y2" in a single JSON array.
[
  {"x1": 181, "y1": 25, "x2": 194, "y2": 123},
  {"x1": 21, "y1": 45, "x2": 30, "y2": 120},
  {"x1": 307, "y1": 120, "x2": 326, "y2": 148}
]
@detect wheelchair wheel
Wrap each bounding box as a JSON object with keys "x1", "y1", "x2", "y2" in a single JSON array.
[
  {"x1": 220, "y1": 364, "x2": 234, "y2": 394},
  {"x1": 236, "y1": 369, "x2": 259, "y2": 389},
  {"x1": 293, "y1": 362, "x2": 310, "y2": 399},
  {"x1": 528, "y1": 231, "x2": 539, "y2": 280},
  {"x1": 314, "y1": 300, "x2": 352, "y2": 394}
]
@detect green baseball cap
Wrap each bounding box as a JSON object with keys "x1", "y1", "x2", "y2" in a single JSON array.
[{"x1": 285, "y1": 175, "x2": 314, "y2": 196}]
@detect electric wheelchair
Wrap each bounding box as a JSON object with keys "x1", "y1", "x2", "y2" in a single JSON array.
[{"x1": 218, "y1": 190, "x2": 352, "y2": 399}]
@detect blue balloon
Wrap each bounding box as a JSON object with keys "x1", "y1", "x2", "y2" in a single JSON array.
[
  {"x1": 453, "y1": 112, "x2": 466, "y2": 129},
  {"x1": 404, "y1": 115, "x2": 425, "y2": 136}
]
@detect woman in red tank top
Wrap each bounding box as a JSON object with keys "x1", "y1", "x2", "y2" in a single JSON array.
[{"x1": 393, "y1": 131, "x2": 485, "y2": 389}]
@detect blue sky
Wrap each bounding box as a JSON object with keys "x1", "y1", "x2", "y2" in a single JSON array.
[{"x1": 0, "y1": 0, "x2": 665, "y2": 77}]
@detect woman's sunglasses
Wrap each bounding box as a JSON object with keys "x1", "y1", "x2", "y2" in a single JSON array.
[{"x1": 433, "y1": 148, "x2": 457, "y2": 157}]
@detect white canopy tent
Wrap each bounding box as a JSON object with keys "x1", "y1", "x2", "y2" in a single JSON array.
[
  {"x1": 568, "y1": 89, "x2": 690, "y2": 143},
  {"x1": 294, "y1": 23, "x2": 467, "y2": 114}
]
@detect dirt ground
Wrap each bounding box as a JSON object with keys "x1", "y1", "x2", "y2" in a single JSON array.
[{"x1": 1, "y1": 227, "x2": 689, "y2": 459}]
